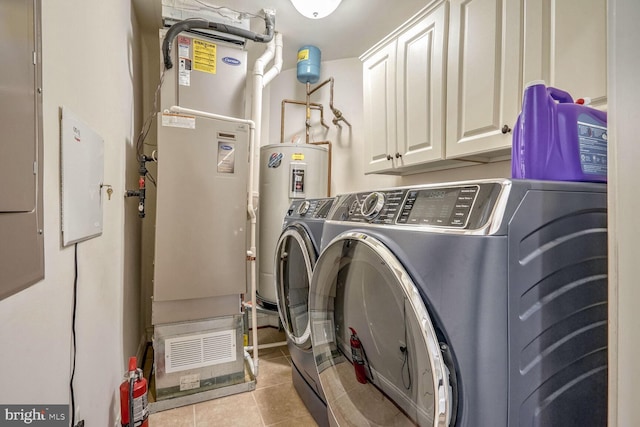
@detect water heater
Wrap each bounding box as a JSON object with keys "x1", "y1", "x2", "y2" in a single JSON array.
[{"x1": 258, "y1": 143, "x2": 329, "y2": 306}]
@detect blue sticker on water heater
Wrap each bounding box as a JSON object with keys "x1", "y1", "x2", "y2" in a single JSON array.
[{"x1": 268, "y1": 152, "x2": 283, "y2": 168}]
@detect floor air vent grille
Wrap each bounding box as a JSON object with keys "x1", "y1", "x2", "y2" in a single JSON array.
[{"x1": 165, "y1": 330, "x2": 236, "y2": 373}]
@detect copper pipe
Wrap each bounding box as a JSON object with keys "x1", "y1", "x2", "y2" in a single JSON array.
[
  {"x1": 280, "y1": 99, "x2": 329, "y2": 143},
  {"x1": 306, "y1": 82, "x2": 311, "y2": 143},
  {"x1": 307, "y1": 77, "x2": 351, "y2": 128},
  {"x1": 307, "y1": 77, "x2": 333, "y2": 96},
  {"x1": 310, "y1": 141, "x2": 332, "y2": 196}
]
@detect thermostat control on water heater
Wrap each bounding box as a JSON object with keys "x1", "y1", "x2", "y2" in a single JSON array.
[{"x1": 289, "y1": 163, "x2": 306, "y2": 198}]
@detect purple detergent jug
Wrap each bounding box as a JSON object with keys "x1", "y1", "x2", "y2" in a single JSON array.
[{"x1": 511, "y1": 81, "x2": 608, "y2": 182}]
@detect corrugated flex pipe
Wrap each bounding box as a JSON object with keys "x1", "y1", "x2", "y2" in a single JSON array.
[{"x1": 162, "y1": 10, "x2": 275, "y2": 70}]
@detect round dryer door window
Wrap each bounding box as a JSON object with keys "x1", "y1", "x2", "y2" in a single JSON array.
[
  {"x1": 275, "y1": 224, "x2": 317, "y2": 348},
  {"x1": 310, "y1": 232, "x2": 452, "y2": 427}
]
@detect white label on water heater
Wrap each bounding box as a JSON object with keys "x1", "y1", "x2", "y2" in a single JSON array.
[{"x1": 179, "y1": 373, "x2": 201, "y2": 391}]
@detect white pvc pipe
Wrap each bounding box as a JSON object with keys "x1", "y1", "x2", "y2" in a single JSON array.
[
  {"x1": 263, "y1": 33, "x2": 283, "y2": 87},
  {"x1": 245, "y1": 341, "x2": 287, "y2": 351},
  {"x1": 246, "y1": 33, "x2": 283, "y2": 377},
  {"x1": 244, "y1": 350, "x2": 256, "y2": 378},
  {"x1": 168, "y1": 106, "x2": 254, "y2": 127}
]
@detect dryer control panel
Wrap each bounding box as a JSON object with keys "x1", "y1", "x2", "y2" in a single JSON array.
[
  {"x1": 329, "y1": 181, "x2": 506, "y2": 230},
  {"x1": 398, "y1": 185, "x2": 479, "y2": 227}
]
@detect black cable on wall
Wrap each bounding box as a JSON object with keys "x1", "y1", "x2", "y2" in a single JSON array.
[{"x1": 70, "y1": 243, "x2": 78, "y2": 427}]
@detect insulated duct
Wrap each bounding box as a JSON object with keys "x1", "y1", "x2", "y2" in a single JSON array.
[{"x1": 162, "y1": 11, "x2": 275, "y2": 70}]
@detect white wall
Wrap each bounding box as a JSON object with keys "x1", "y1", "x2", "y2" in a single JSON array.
[
  {"x1": 0, "y1": 1, "x2": 143, "y2": 425},
  {"x1": 267, "y1": 58, "x2": 510, "y2": 196},
  {"x1": 607, "y1": 0, "x2": 640, "y2": 425}
]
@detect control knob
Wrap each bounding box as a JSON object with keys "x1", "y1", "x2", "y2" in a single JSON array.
[
  {"x1": 297, "y1": 200, "x2": 310, "y2": 215},
  {"x1": 361, "y1": 192, "x2": 385, "y2": 220}
]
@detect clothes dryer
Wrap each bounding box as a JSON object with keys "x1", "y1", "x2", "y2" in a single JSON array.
[
  {"x1": 274, "y1": 197, "x2": 335, "y2": 427},
  {"x1": 309, "y1": 179, "x2": 608, "y2": 427}
]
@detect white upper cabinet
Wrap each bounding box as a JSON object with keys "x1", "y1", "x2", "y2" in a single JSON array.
[
  {"x1": 523, "y1": 0, "x2": 607, "y2": 109},
  {"x1": 445, "y1": 0, "x2": 523, "y2": 159},
  {"x1": 396, "y1": 3, "x2": 448, "y2": 168},
  {"x1": 363, "y1": 42, "x2": 397, "y2": 173},
  {"x1": 361, "y1": 0, "x2": 607, "y2": 174},
  {"x1": 362, "y1": 1, "x2": 450, "y2": 174}
]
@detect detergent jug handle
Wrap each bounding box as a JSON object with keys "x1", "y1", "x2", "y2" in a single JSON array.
[{"x1": 547, "y1": 86, "x2": 574, "y2": 104}]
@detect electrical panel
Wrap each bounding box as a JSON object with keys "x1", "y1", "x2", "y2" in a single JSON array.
[
  {"x1": 60, "y1": 107, "x2": 104, "y2": 246},
  {"x1": 0, "y1": 0, "x2": 44, "y2": 300}
]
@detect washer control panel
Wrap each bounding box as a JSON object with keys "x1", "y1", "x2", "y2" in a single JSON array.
[
  {"x1": 287, "y1": 198, "x2": 335, "y2": 219},
  {"x1": 328, "y1": 182, "x2": 506, "y2": 230},
  {"x1": 333, "y1": 189, "x2": 404, "y2": 224}
]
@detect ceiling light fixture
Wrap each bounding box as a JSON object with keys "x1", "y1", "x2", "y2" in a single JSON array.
[{"x1": 290, "y1": 0, "x2": 343, "y2": 19}]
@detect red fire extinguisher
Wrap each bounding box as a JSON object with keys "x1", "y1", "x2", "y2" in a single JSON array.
[
  {"x1": 349, "y1": 327, "x2": 368, "y2": 384},
  {"x1": 120, "y1": 356, "x2": 149, "y2": 427}
]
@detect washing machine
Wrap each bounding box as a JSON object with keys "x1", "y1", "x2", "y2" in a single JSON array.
[
  {"x1": 274, "y1": 197, "x2": 335, "y2": 427},
  {"x1": 309, "y1": 179, "x2": 608, "y2": 427}
]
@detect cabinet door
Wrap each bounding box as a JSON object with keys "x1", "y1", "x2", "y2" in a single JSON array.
[
  {"x1": 523, "y1": 0, "x2": 607, "y2": 108},
  {"x1": 446, "y1": 0, "x2": 523, "y2": 158},
  {"x1": 396, "y1": 2, "x2": 448, "y2": 167},
  {"x1": 363, "y1": 42, "x2": 397, "y2": 173}
]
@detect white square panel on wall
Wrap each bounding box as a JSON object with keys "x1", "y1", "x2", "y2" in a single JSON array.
[{"x1": 60, "y1": 107, "x2": 104, "y2": 246}]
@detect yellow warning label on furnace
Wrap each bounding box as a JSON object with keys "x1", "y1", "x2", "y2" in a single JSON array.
[
  {"x1": 297, "y1": 49, "x2": 309, "y2": 62},
  {"x1": 292, "y1": 153, "x2": 305, "y2": 160},
  {"x1": 194, "y1": 40, "x2": 216, "y2": 74}
]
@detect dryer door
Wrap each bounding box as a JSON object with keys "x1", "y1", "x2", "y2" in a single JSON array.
[
  {"x1": 310, "y1": 232, "x2": 452, "y2": 427},
  {"x1": 275, "y1": 224, "x2": 316, "y2": 349}
]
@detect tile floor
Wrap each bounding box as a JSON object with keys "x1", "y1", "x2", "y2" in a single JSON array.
[{"x1": 148, "y1": 327, "x2": 319, "y2": 427}]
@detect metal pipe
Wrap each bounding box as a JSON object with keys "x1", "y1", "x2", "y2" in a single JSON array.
[
  {"x1": 310, "y1": 141, "x2": 332, "y2": 196},
  {"x1": 307, "y1": 77, "x2": 333, "y2": 96},
  {"x1": 306, "y1": 82, "x2": 312, "y2": 143},
  {"x1": 280, "y1": 100, "x2": 329, "y2": 144},
  {"x1": 307, "y1": 77, "x2": 351, "y2": 128}
]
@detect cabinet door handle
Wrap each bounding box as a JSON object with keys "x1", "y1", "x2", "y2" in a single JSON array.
[
  {"x1": 501, "y1": 125, "x2": 512, "y2": 134},
  {"x1": 395, "y1": 152, "x2": 402, "y2": 158},
  {"x1": 386, "y1": 154, "x2": 393, "y2": 160}
]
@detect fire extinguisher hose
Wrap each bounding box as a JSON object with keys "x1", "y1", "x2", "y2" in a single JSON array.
[
  {"x1": 129, "y1": 376, "x2": 134, "y2": 427},
  {"x1": 360, "y1": 342, "x2": 374, "y2": 382}
]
